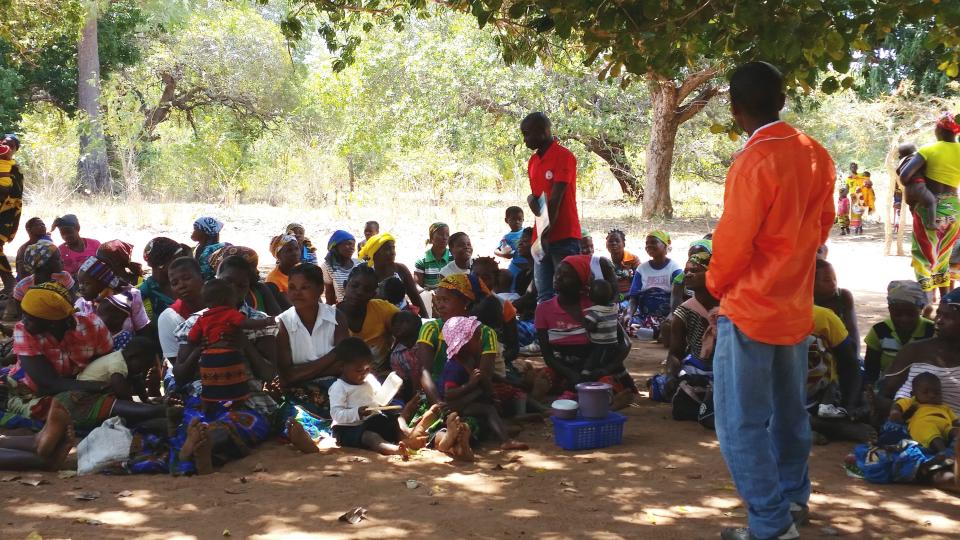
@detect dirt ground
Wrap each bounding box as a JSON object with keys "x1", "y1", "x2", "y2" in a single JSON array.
[{"x1": 0, "y1": 203, "x2": 957, "y2": 539}]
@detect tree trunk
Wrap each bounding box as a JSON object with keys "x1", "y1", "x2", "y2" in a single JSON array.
[
  {"x1": 77, "y1": 1, "x2": 111, "y2": 194},
  {"x1": 643, "y1": 80, "x2": 679, "y2": 218},
  {"x1": 641, "y1": 69, "x2": 720, "y2": 219},
  {"x1": 585, "y1": 138, "x2": 642, "y2": 200}
]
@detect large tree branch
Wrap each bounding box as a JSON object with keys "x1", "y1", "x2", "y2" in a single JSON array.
[
  {"x1": 675, "y1": 85, "x2": 719, "y2": 124},
  {"x1": 676, "y1": 65, "x2": 720, "y2": 102}
]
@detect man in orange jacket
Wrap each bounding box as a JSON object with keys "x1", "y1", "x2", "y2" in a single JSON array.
[{"x1": 696, "y1": 63, "x2": 836, "y2": 540}]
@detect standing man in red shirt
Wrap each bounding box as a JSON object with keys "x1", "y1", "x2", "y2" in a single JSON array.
[
  {"x1": 689, "y1": 63, "x2": 835, "y2": 540},
  {"x1": 520, "y1": 112, "x2": 581, "y2": 302}
]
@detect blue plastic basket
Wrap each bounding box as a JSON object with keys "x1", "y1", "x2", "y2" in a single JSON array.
[{"x1": 550, "y1": 412, "x2": 627, "y2": 451}]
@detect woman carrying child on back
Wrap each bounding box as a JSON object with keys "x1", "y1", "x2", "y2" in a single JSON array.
[{"x1": 184, "y1": 278, "x2": 276, "y2": 414}]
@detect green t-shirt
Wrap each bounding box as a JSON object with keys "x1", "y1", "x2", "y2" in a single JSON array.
[
  {"x1": 417, "y1": 318, "x2": 499, "y2": 379},
  {"x1": 864, "y1": 317, "x2": 935, "y2": 373}
]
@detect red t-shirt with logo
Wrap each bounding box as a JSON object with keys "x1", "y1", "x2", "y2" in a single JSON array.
[{"x1": 528, "y1": 141, "x2": 580, "y2": 243}]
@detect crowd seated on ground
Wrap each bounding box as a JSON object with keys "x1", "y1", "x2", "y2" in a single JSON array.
[{"x1": 0, "y1": 210, "x2": 954, "y2": 494}]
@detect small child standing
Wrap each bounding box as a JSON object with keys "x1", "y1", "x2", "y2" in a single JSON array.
[
  {"x1": 837, "y1": 186, "x2": 851, "y2": 236},
  {"x1": 357, "y1": 220, "x2": 379, "y2": 252},
  {"x1": 389, "y1": 311, "x2": 424, "y2": 401},
  {"x1": 414, "y1": 222, "x2": 450, "y2": 290},
  {"x1": 890, "y1": 372, "x2": 958, "y2": 453},
  {"x1": 582, "y1": 279, "x2": 620, "y2": 377},
  {"x1": 186, "y1": 279, "x2": 275, "y2": 410},
  {"x1": 330, "y1": 337, "x2": 409, "y2": 456},
  {"x1": 440, "y1": 232, "x2": 473, "y2": 277},
  {"x1": 494, "y1": 206, "x2": 527, "y2": 267}
]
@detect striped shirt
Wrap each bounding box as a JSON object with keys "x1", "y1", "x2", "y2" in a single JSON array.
[
  {"x1": 320, "y1": 257, "x2": 359, "y2": 303},
  {"x1": 894, "y1": 363, "x2": 960, "y2": 415},
  {"x1": 414, "y1": 249, "x2": 451, "y2": 290}
]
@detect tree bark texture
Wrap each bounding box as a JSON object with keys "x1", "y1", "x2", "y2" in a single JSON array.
[{"x1": 77, "y1": 1, "x2": 111, "y2": 194}]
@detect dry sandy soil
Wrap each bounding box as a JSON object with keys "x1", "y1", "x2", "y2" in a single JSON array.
[{"x1": 0, "y1": 201, "x2": 957, "y2": 539}]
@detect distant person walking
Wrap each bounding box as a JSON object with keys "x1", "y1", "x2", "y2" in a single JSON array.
[
  {"x1": 695, "y1": 62, "x2": 836, "y2": 540},
  {"x1": 520, "y1": 112, "x2": 581, "y2": 302}
]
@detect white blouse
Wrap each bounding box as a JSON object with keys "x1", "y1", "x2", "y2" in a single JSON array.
[{"x1": 277, "y1": 302, "x2": 338, "y2": 365}]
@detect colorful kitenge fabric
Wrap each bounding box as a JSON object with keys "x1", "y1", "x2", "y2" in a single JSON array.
[{"x1": 911, "y1": 194, "x2": 960, "y2": 292}]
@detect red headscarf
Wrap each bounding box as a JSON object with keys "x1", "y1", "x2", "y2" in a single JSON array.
[
  {"x1": 936, "y1": 113, "x2": 960, "y2": 134},
  {"x1": 561, "y1": 254, "x2": 593, "y2": 287}
]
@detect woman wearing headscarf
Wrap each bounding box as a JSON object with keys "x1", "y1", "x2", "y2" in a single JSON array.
[
  {"x1": 534, "y1": 255, "x2": 635, "y2": 400},
  {"x1": 5, "y1": 240, "x2": 76, "y2": 322},
  {"x1": 286, "y1": 223, "x2": 318, "y2": 265},
  {"x1": 357, "y1": 232, "x2": 427, "y2": 316},
  {"x1": 337, "y1": 264, "x2": 399, "y2": 379},
  {"x1": 899, "y1": 113, "x2": 960, "y2": 300},
  {"x1": 4, "y1": 283, "x2": 164, "y2": 430},
  {"x1": 320, "y1": 230, "x2": 358, "y2": 304},
  {"x1": 74, "y1": 256, "x2": 150, "y2": 334},
  {"x1": 863, "y1": 280, "x2": 935, "y2": 387},
  {"x1": 96, "y1": 240, "x2": 143, "y2": 286},
  {"x1": 191, "y1": 216, "x2": 228, "y2": 281},
  {"x1": 208, "y1": 245, "x2": 286, "y2": 316},
  {"x1": 266, "y1": 233, "x2": 301, "y2": 297},
  {"x1": 139, "y1": 237, "x2": 192, "y2": 321}
]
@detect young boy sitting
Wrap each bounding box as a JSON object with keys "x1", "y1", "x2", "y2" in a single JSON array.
[
  {"x1": 186, "y1": 279, "x2": 275, "y2": 410},
  {"x1": 389, "y1": 310, "x2": 424, "y2": 401},
  {"x1": 331, "y1": 337, "x2": 432, "y2": 456},
  {"x1": 890, "y1": 372, "x2": 959, "y2": 453},
  {"x1": 77, "y1": 336, "x2": 156, "y2": 402},
  {"x1": 581, "y1": 279, "x2": 620, "y2": 378},
  {"x1": 96, "y1": 290, "x2": 135, "y2": 351}
]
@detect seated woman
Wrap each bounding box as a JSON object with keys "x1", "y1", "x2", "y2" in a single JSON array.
[
  {"x1": 864, "y1": 281, "x2": 934, "y2": 387},
  {"x1": 266, "y1": 233, "x2": 302, "y2": 299},
  {"x1": 4, "y1": 283, "x2": 164, "y2": 431},
  {"x1": 623, "y1": 231, "x2": 682, "y2": 339},
  {"x1": 14, "y1": 217, "x2": 49, "y2": 280},
  {"x1": 337, "y1": 265, "x2": 400, "y2": 379},
  {"x1": 7, "y1": 240, "x2": 76, "y2": 321},
  {"x1": 275, "y1": 263, "x2": 348, "y2": 454},
  {"x1": 75, "y1": 256, "x2": 150, "y2": 335},
  {"x1": 51, "y1": 214, "x2": 100, "y2": 277},
  {"x1": 605, "y1": 229, "x2": 639, "y2": 295},
  {"x1": 357, "y1": 232, "x2": 427, "y2": 316},
  {"x1": 814, "y1": 259, "x2": 860, "y2": 357},
  {"x1": 535, "y1": 255, "x2": 636, "y2": 407},
  {"x1": 208, "y1": 245, "x2": 286, "y2": 316},
  {"x1": 96, "y1": 240, "x2": 143, "y2": 286},
  {"x1": 191, "y1": 216, "x2": 228, "y2": 281},
  {"x1": 320, "y1": 230, "x2": 358, "y2": 305},
  {"x1": 286, "y1": 223, "x2": 318, "y2": 265},
  {"x1": 655, "y1": 252, "x2": 718, "y2": 414},
  {"x1": 139, "y1": 237, "x2": 192, "y2": 321}
]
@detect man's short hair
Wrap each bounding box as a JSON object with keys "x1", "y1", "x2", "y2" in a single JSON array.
[{"x1": 729, "y1": 62, "x2": 784, "y2": 117}]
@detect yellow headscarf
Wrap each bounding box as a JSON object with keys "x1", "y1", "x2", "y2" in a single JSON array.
[
  {"x1": 437, "y1": 274, "x2": 490, "y2": 302},
  {"x1": 647, "y1": 230, "x2": 671, "y2": 246},
  {"x1": 357, "y1": 232, "x2": 396, "y2": 269},
  {"x1": 21, "y1": 282, "x2": 76, "y2": 321}
]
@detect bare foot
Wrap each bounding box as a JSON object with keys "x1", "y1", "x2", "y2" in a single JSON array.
[
  {"x1": 406, "y1": 404, "x2": 440, "y2": 450},
  {"x1": 192, "y1": 423, "x2": 214, "y2": 475},
  {"x1": 398, "y1": 441, "x2": 409, "y2": 461},
  {"x1": 36, "y1": 401, "x2": 71, "y2": 458},
  {"x1": 611, "y1": 390, "x2": 635, "y2": 411},
  {"x1": 437, "y1": 413, "x2": 461, "y2": 453},
  {"x1": 287, "y1": 418, "x2": 320, "y2": 454},
  {"x1": 178, "y1": 417, "x2": 203, "y2": 462},
  {"x1": 452, "y1": 424, "x2": 475, "y2": 462},
  {"x1": 44, "y1": 423, "x2": 76, "y2": 471},
  {"x1": 166, "y1": 405, "x2": 185, "y2": 438},
  {"x1": 500, "y1": 440, "x2": 529, "y2": 451}
]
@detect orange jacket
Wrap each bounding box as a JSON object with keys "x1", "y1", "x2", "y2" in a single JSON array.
[{"x1": 706, "y1": 121, "x2": 836, "y2": 345}]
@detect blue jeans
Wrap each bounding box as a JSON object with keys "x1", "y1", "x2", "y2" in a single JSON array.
[
  {"x1": 534, "y1": 237, "x2": 582, "y2": 302},
  {"x1": 714, "y1": 317, "x2": 811, "y2": 539}
]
